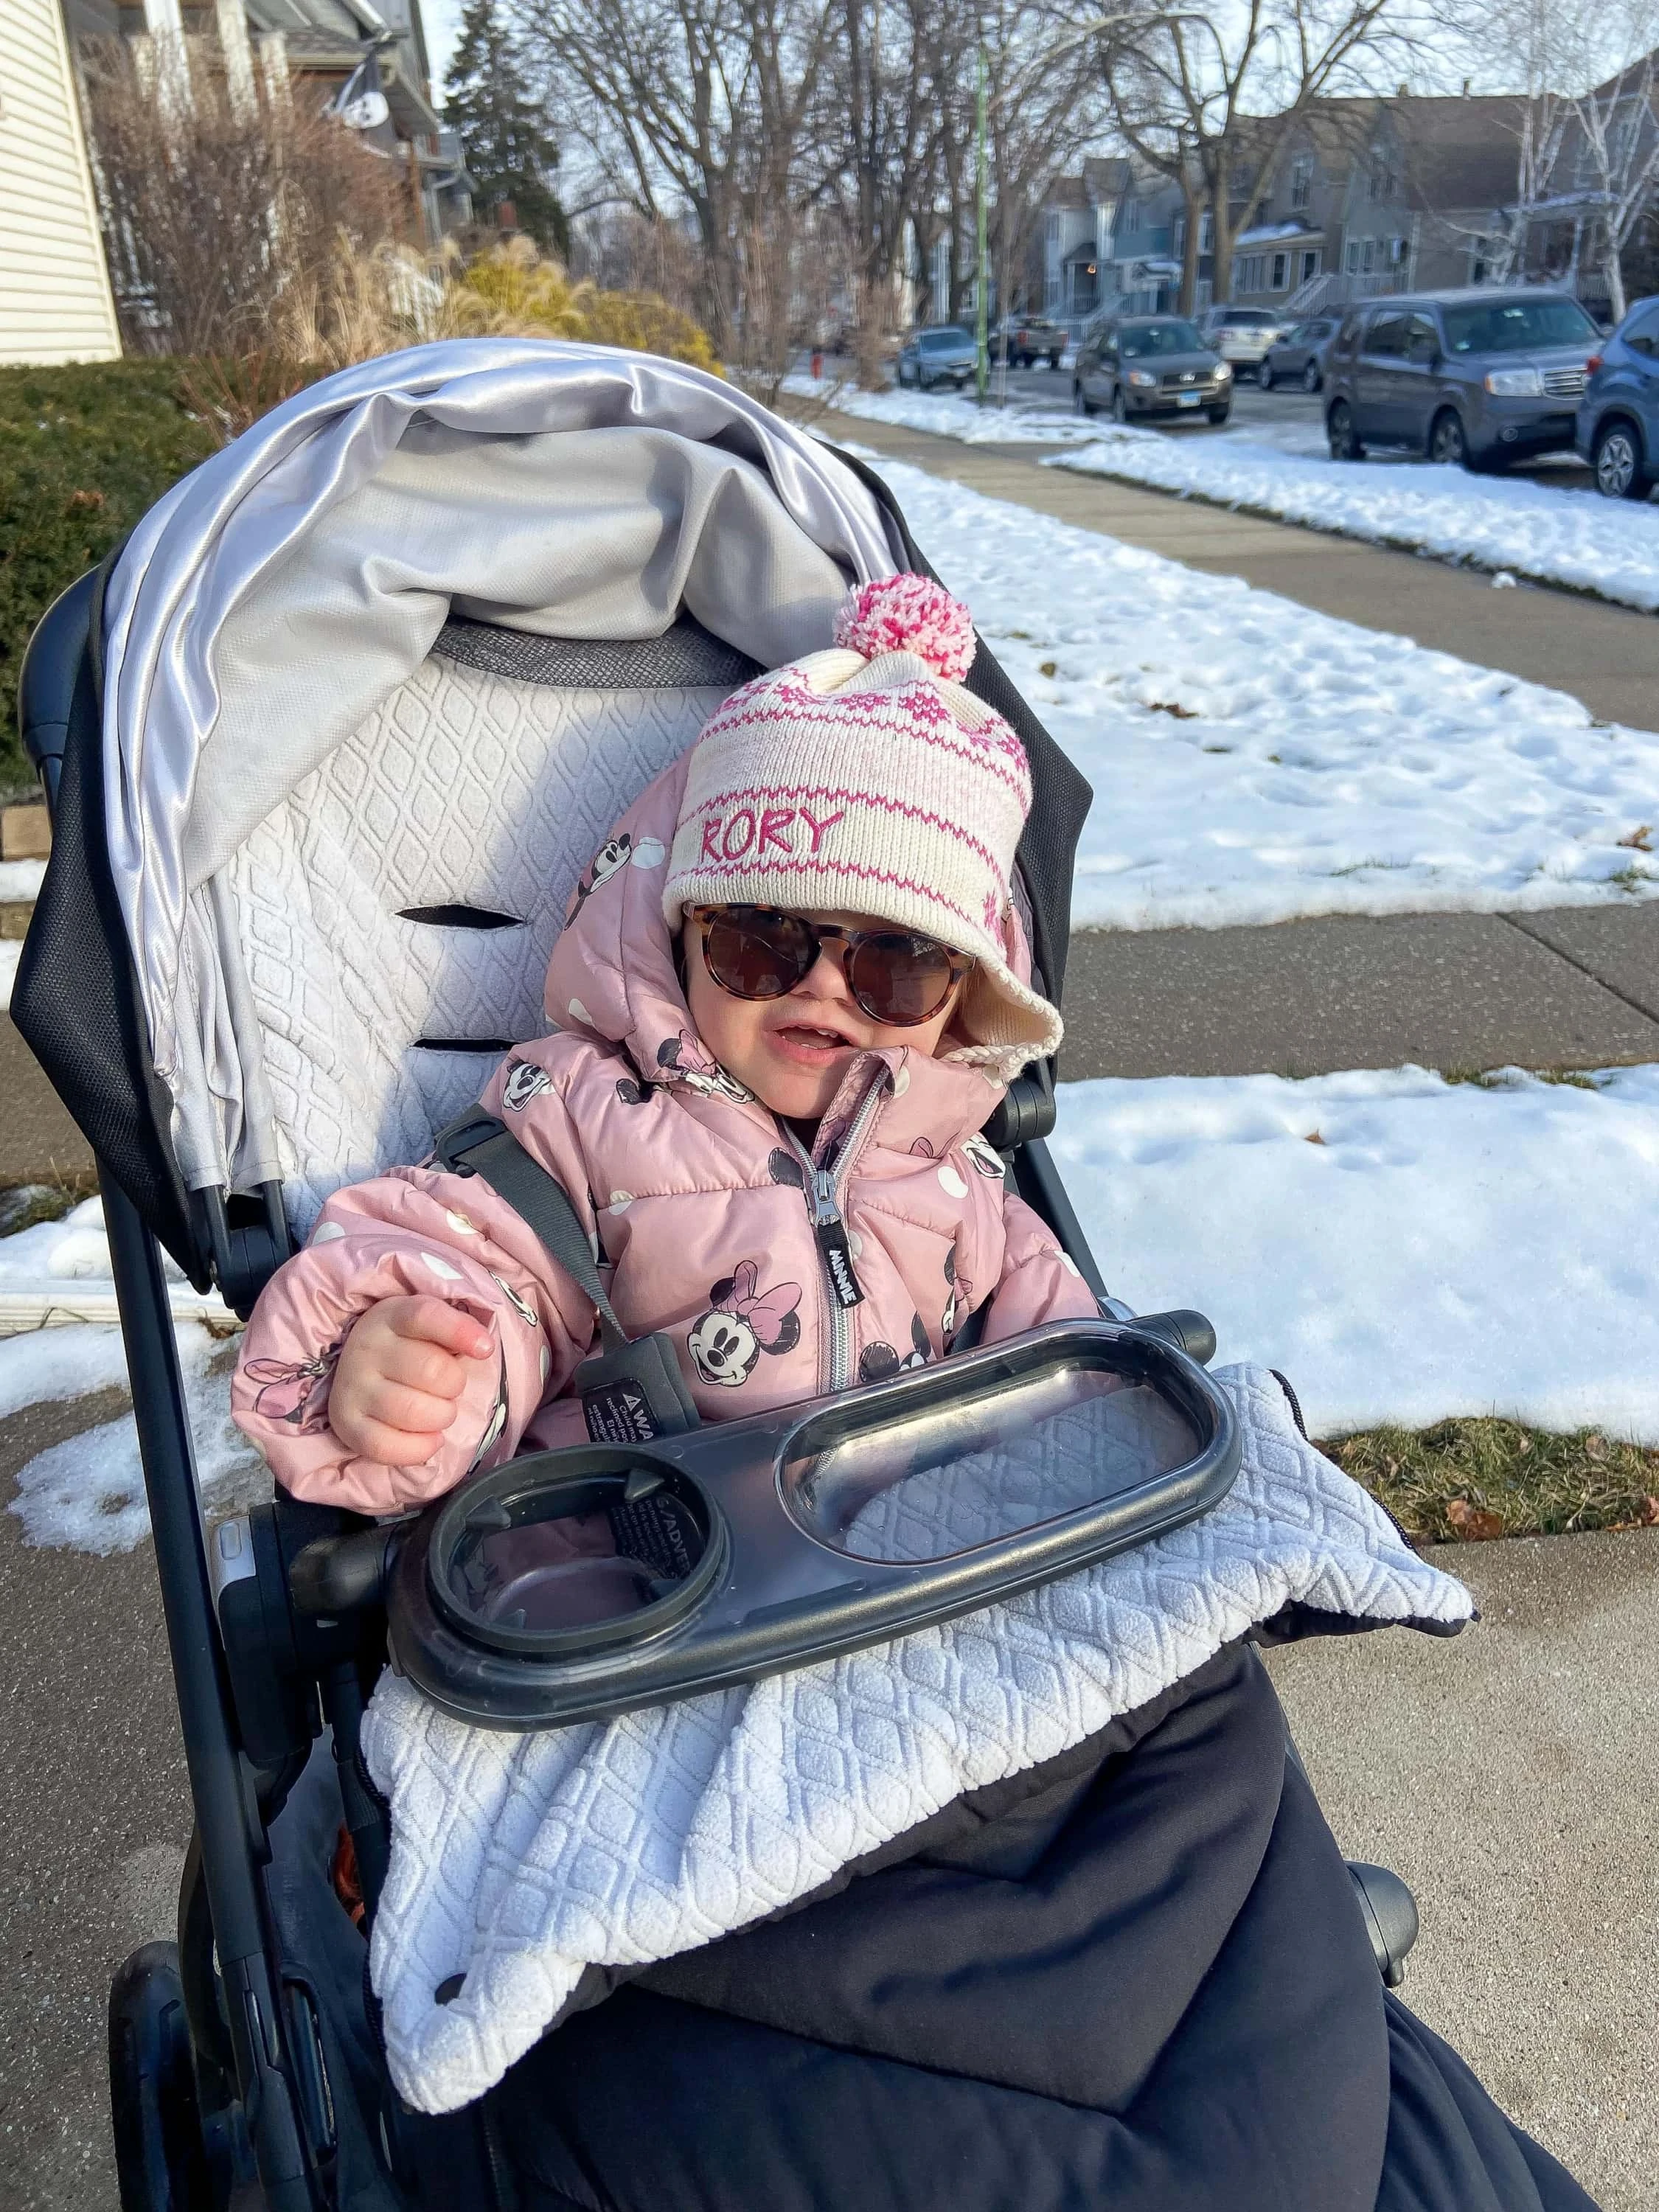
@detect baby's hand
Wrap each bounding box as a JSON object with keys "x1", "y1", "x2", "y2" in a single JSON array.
[{"x1": 329, "y1": 1296, "x2": 493, "y2": 1466}]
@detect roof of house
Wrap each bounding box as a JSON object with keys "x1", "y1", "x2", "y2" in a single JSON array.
[
  {"x1": 1044, "y1": 173, "x2": 1090, "y2": 211},
  {"x1": 1265, "y1": 94, "x2": 1524, "y2": 213}
]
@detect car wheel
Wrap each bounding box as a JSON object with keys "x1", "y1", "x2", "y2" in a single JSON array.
[
  {"x1": 1429, "y1": 409, "x2": 1470, "y2": 467},
  {"x1": 1302, "y1": 360, "x2": 1321, "y2": 393},
  {"x1": 1593, "y1": 419, "x2": 1651, "y2": 499},
  {"x1": 1049, "y1": 352, "x2": 1062, "y2": 370},
  {"x1": 1110, "y1": 384, "x2": 1129, "y2": 425},
  {"x1": 1208, "y1": 407, "x2": 1231, "y2": 426},
  {"x1": 1328, "y1": 400, "x2": 1365, "y2": 461},
  {"x1": 1259, "y1": 362, "x2": 1275, "y2": 392},
  {"x1": 1073, "y1": 381, "x2": 1096, "y2": 417}
]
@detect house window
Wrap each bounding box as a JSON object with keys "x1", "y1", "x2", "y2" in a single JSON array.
[
  {"x1": 1234, "y1": 253, "x2": 1266, "y2": 293},
  {"x1": 1045, "y1": 211, "x2": 1060, "y2": 246},
  {"x1": 1344, "y1": 240, "x2": 1360, "y2": 274},
  {"x1": 1290, "y1": 156, "x2": 1312, "y2": 210},
  {"x1": 1301, "y1": 248, "x2": 1321, "y2": 284},
  {"x1": 1360, "y1": 237, "x2": 1376, "y2": 274},
  {"x1": 1470, "y1": 236, "x2": 1491, "y2": 284},
  {"x1": 1200, "y1": 209, "x2": 1214, "y2": 251},
  {"x1": 1124, "y1": 197, "x2": 1141, "y2": 234},
  {"x1": 1270, "y1": 251, "x2": 1289, "y2": 289}
]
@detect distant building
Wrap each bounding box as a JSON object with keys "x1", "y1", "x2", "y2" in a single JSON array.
[
  {"x1": 0, "y1": 0, "x2": 122, "y2": 361},
  {"x1": 1037, "y1": 89, "x2": 1631, "y2": 330}
]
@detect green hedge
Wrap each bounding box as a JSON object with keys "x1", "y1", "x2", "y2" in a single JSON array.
[{"x1": 1, "y1": 361, "x2": 215, "y2": 795}]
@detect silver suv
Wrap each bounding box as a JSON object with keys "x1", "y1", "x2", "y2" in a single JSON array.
[
  {"x1": 1322, "y1": 289, "x2": 1600, "y2": 470},
  {"x1": 1197, "y1": 306, "x2": 1285, "y2": 378}
]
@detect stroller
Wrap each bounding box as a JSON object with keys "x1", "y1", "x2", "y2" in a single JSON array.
[{"x1": 13, "y1": 343, "x2": 1593, "y2": 2212}]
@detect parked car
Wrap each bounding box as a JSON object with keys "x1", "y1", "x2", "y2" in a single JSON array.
[
  {"x1": 1073, "y1": 314, "x2": 1232, "y2": 425},
  {"x1": 895, "y1": 325, "x2": 978, "y2": 391},
  {"x1": 992, "y1": 314, "x2": 1066, "y2": 369},
  {"x1": 1259, "y1": 317, "x2": 1339, "y2": 392},
  {"x1": 1576, "y1": 295, "x2": 1659, "y2": 498},
  {"x1": 1322, "y1": 288, "x2": 1599, "y2": 470},
  {"x1": 1197, "y1": 306, "x2": 1287, "y2": 378}
]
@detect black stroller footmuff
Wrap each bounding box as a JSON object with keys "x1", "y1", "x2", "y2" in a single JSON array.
[
  {"x1": 265, "y1": 1644, "x2": 1591, "y2": 2212},
  {"x1": 13, "y1": 340, "x2": 1604, "y2": 2212},
  {"x1": 497, "y1": 1645, "x2": 1593, "y2": 2212}
]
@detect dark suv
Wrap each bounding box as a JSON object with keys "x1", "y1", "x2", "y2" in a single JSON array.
[
  {"x1": 1576, "y1": 296, "x2": 1659, "y2": 498},
  {"x1": 1322, "y1": 289, "x2": 1600, "y2": 470}
]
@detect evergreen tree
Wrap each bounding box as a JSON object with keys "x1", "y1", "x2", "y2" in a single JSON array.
[{"x1": 444, "y1": 0, "x2": 568, "y2": 254}]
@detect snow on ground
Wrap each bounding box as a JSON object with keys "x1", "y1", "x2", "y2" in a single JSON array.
[
  {"x1": 782, "y1": 372, "x2": 1097, "y2": 445},
  {"x1": 0, "y1": 1195, "x2": 235, "y2": 1332},
  {"x1": 1, "y1": 1320, "x2": 268, "y2": 1553},
  {"x1": 1056, "y1": 1062, "x2": 1659, "y2": 1441},
  {"x1": 0, "y1": 859, "x2": 45, "y2": 901},
  {"x1": 1049, "y1": 431, "x2": 1659, "y2": 611},
  {"x1": 855, "y1": 450, "x2": 1659, "y2": 929}
]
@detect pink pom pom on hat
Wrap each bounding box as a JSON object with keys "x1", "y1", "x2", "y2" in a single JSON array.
[
  {"x1": 832, "y1": 573, "x2": 977, "y2": 681},
  {"x1": 663, "y1": 574, "x2": 1062, "y2": 1085}
]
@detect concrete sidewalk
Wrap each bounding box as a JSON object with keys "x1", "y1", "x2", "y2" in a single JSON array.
[
  {"x1": 808, "y1": 410, "x2": 1659, "y2": 734},
  {"x1": 1269, "y1": 1526, "x2": 1659, "y2": 2212}
]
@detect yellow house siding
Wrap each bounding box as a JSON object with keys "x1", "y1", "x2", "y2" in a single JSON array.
[{"x1": 0, "y1": 0, "x2": 121, "y2": 364}]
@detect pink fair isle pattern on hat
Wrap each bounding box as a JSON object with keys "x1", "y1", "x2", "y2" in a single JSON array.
[
  {"x1": 833, "y1": 574, "x2": 976, "y2": 681},
  {"x1": 664, "y1": 573, "x2": 1062, "y2": 1082}
]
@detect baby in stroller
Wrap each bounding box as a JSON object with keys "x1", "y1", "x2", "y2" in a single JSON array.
[{"x1": 232, "y1": 571, "x2": 1099, "y2": 1501}]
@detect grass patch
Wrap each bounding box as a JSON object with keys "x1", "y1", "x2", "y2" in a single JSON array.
[
  {"x1": 1321, "y1": 1416, "x2": 1659, "y2": 1543},
  {"x1": 0, "y1": 1171, "x2": 98, "y2": 1235},
  {"x1": 1436, "y1": 1065, "x2": 1602, "y2": 1090},
  {"x1": 1, "y1": 362, "x2": 217, "y2": 794}
]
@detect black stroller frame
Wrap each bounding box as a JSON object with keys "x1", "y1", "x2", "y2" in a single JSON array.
[{"x1": 15, "y1": 370, "x2": 1417, "y2": 2212}]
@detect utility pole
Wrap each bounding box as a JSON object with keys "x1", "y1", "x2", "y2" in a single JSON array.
[{"x1": 975, "y1": 38, "x2": 989, "y2": 402}]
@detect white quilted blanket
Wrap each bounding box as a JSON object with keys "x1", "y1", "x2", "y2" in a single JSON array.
[{"x1": 361, "y1": 1364, "x2": 1472, "y2": 2114}]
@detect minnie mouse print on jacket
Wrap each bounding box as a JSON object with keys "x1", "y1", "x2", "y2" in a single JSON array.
[{"x1": 231, "y1": 751, "x2": 1098, "y2": 1516}]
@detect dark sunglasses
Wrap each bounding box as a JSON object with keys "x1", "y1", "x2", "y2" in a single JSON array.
[{"x1": 691, "y1": 905, "x2": 973, "y2": 1028}]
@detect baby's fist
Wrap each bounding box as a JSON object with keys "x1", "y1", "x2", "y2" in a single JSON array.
[{"x1": 329, "y1": 1295, "x2": 493, "y2": 1466}]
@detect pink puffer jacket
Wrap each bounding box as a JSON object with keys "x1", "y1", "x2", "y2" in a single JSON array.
[{"x1": 232, "y1": 754, "x2": 1098, "y2": 1512}]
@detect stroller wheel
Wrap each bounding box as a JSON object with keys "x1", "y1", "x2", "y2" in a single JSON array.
[{"x1": 109, "y1": 1943, "x2": 212, "y2": 2212}]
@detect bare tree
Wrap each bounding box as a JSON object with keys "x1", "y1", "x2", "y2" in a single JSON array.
[
  {"x1": 1562, "y1": 6, "x2": 1659, "y2": 317},
  {"x1": 516, "y1": 0, "x2": 841, "y2": 376},
  {"x1": 1430, "y1": 0, "x2": 1659, "y2": 312},
  {"x1": 1093, "y1": 0, "x2": 1408, "y2": 305}
]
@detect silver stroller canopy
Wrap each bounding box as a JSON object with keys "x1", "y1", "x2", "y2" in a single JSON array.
[{"x1": 96, "y1": 340, "x2": 900, "y2": 1208}]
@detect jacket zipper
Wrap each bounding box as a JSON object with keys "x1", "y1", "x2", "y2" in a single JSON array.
[{"x1": 785, "y1": 1072, "x2": 888, "y2": 1394}]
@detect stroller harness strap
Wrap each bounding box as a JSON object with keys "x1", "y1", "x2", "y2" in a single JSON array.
[{"x1": 432, "y1": 1108, "x2": 702, "y2": 1444}]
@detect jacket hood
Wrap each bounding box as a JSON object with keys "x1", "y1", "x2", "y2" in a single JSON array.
[{"x1": 542, "y1": 756, "x2": 1020, "y2": 1158}]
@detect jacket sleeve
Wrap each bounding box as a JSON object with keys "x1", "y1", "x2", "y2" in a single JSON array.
[
  {"x1": 232, "y1": 1060, "x2": 600, "y2": 1514},
  {"x1": 978, "y1": 1192, "x2": 1101, "y2": 1344}
]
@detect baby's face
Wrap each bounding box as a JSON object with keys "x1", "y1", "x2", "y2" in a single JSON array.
[{"x1": 684, "y1": 908, "x2": 964, "y2": 1121}]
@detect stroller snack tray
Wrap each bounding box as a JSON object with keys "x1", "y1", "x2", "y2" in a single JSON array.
[{"x1": 389, "y1": 1319, "x2": 1240, "y2": 1730}]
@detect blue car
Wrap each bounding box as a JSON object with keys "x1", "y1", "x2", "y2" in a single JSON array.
[{"x1": 1576, "y1": 296, "x2": 1659, "y2": 498}]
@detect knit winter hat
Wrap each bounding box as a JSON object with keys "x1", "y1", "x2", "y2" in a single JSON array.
[{"x1": 662, "y1": 574, "x2": 1062, "y2": 1082}]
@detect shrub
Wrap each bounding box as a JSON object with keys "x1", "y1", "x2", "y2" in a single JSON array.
[{"x1": 1, "y1": 363, "x2": 215, "y2": 795}]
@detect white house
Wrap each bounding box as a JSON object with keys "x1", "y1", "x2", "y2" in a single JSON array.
[{"x1": 0, "y1": 0, "x2": 121, "y2": 363}]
